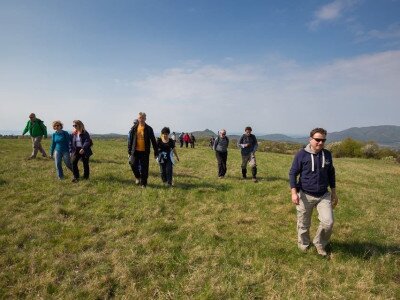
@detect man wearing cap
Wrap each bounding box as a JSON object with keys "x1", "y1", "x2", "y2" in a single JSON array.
[
  {"x1": 289, "y1": 127, "x2": 338, "y2": 257},
  {"x1": 22, "y1": 113, "x2": 48, "y2": 159},
  {"x1": 128, "y1": 112, "x2": 158, "y2": 188}
]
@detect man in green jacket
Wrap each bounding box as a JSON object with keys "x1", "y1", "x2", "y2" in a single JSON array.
[{"x1": 22, "y1": 113, "x2": 48, "y2": 159}]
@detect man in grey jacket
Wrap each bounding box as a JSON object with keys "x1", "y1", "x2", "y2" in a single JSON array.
[{"x1": 213, "y1": 129, "x2": 229, "y2": 178}]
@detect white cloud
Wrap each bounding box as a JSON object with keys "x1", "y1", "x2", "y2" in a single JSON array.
[
  {"x1": 352, "y1": 22, "x2": 400, "y2": 48},
  {"x1": 1, "y1": 51, "x2": 400, "y2": 135},
  {"x1": 121, "y1": 51, "x2": 400, "y2": 134},
  {"x1": 366, "y1": 23, "x2": 400, "y2": 40},
  {"x1": 309, "y1": 0, "x2": 360, "y2": 30}
]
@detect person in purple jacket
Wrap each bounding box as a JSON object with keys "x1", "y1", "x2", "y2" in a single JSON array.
[
  {"x1": 289, "y1": 128, "x2": 338, "y2": 257},
  {"x1": 70, "y1": 120, "x2": 93, "y2": 183}
]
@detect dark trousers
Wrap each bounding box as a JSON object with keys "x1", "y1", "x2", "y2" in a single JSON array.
[
  {"x1": 185, "y1": 141, "x2": 189, "y2": 148},
  {"x1": 180, "y1": 140, "x2": 183, "y2": 148},
  {"x1": 72, "y1": 149, "x2": 90, "y2": 179},
  {"x1": 216, "y1": 151, "x2": 228, "y2": 177},
  {"x1": 241, "y1": 153, "x2": 257, "y2": 178},
  {"x1": 159, "y1": 160, "x2": 173, "y2": 185},
  {"x1": 190, "y1": 142, "x2": 195, "y2": 148},
  {"x1": 130, "y1": 151, "x2": 150, "y2": 186}
]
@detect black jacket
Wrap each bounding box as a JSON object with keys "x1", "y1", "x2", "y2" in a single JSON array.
[{"x1": 128, "y1": 123, "x2": 158, "y2": 157}]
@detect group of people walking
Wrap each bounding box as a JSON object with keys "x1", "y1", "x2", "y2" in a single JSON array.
[
  {"x1": 212, "y1": 126, "x2": 258, "y2": 182},
  {"x1": 22, "y1": 112, "x2": 338, "y2": 257},
  {"x1": 177, "y1": 132, "x2": 196, "y2": 148},
  {"x1": 22, "y1": 114, "x2": 92, "y2": 182},
  {"x1": 127, "y1": 112, "x2": 180, "y2": 188}
]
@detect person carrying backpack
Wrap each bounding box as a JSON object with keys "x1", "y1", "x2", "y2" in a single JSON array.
[
  {"x1": 213, "y1": 129, "x2": 229, "y2": 178},
  {"x1": 22, "y1": 113, "x2": 48, "y2": 159},
  {"x1": 183, "y1": 133, "x2": 191, "y2": 148}
]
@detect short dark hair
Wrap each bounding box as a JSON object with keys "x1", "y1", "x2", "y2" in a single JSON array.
[
  {"x1": 161, "y1": 127, "x2": 170, "y2": 135},
  {"x1": 245, "y1": 126, "x2": 252, "y2": 132},
  {"x1": 310, "y1": 128, "x2": 327, "y2": 137}
]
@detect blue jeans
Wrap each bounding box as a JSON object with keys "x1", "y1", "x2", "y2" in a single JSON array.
[
  {"x1": 159, "y1": 159, "x2": 173, "y2": 185},
  {"x1": 54, "y1": 151, "x2": 72, "y2": 179}
]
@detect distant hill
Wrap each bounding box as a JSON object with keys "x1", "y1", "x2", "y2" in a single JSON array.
[
  {"x1": 255, "y1": 125, "x2": 400, "y2": 148},
  {"x1": 186, "y1": 126, "x2": 400, "y2": 148},
  {"x1": 257, "y1": 134, "x2": 305, "y2": 143},
  {"x1": 64, "y1": 125, "x2": 400, "y2": 148},
  {"x1": 91, "y1": 133, "x2": 126, "y2": 139},
  {"x1": 191, "y1": 129, "x2": 217, "y2": 138},
  {"x1": 328, "y1": 125, "x2": 400, "y2": 147}
]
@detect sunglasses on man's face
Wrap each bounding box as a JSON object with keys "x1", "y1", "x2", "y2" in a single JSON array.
[
  {"x1": 73, "y1": 124, "x2": 77, "y2": 127},
  {"x1": 313, "y1": 138, "x2": 326, "y2": 143}
]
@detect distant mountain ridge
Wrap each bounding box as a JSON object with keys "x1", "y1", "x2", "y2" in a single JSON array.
[
  {"x1": 328, "y1": 125, "x2": 400, "y2": 146},
  {"x1": 192, "y1": 125, "x2": 400, "y2": 148},
  {"x1": 89, "y1": 125, "x2": 400, "y2": 148},
  {"x1": 259, "y1": 125, "x2": 400, "y2": 147},
  {"x1": 7, "y1": 125, "x2": 396, "y2": 148}
]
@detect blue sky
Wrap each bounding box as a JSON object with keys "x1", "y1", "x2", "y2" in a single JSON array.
[{"x1": 1, "y1": 0, "x2": 400, "y2": 135}]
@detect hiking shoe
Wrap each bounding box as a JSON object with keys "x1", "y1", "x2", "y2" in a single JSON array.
[
  {"x1": 298, "y1": 244, "x2": 309, "y2": 253},
  {"x1": 252, "y1": 178, "x2": 258, "y2": 183},
  {"x1": 218, "y1": 176, "x2": 224, "y2": 179},
  {"x1": 72, "y1": 178, "x2": 79, "y2": 183},
  {"x1": 315, "y1": 245, "x2": 327, "y2": 257},
  {"x1": 28, "y1": 156, "x2": 35, "y2": 160},
  {"x1": 135, "y1": 179, "x2": 140, "y2": 185}
]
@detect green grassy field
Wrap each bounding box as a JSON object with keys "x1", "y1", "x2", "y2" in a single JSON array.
[{"x1": 0, "y1": 138, "x2": 399, "y2": 299}]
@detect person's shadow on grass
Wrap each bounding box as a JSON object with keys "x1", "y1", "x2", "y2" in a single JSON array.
[{"x1": 331, "y1": 241, "x2": 400, "y2": 259}]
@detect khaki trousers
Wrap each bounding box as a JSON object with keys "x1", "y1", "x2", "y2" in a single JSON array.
[
  {"x1": 296, "y1": 190, "x2": 334, "y2": 249},
  {"x1": 31, "y1": 136, "x2": 47, "y2": 158}
]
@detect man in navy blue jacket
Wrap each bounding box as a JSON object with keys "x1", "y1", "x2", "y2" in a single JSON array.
[
  {"x1": 289, "y1": 128, "x2": 338, "y2": 257},
  {"x1": 238, "y1": 126, "x2": 258, "y2": 182}
]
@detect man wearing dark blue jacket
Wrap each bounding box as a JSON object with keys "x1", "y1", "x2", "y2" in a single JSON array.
[
  {"x1": 289, "y1": 128, "x2": 338, "y2": 257},
  {"x1": 238, "y1": 126, "x2": 258, "y2": 182}
]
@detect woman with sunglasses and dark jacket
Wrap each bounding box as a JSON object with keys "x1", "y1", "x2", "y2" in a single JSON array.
[{"x1": 70, "y1": 120, "x2": 93, "y2": 182}]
